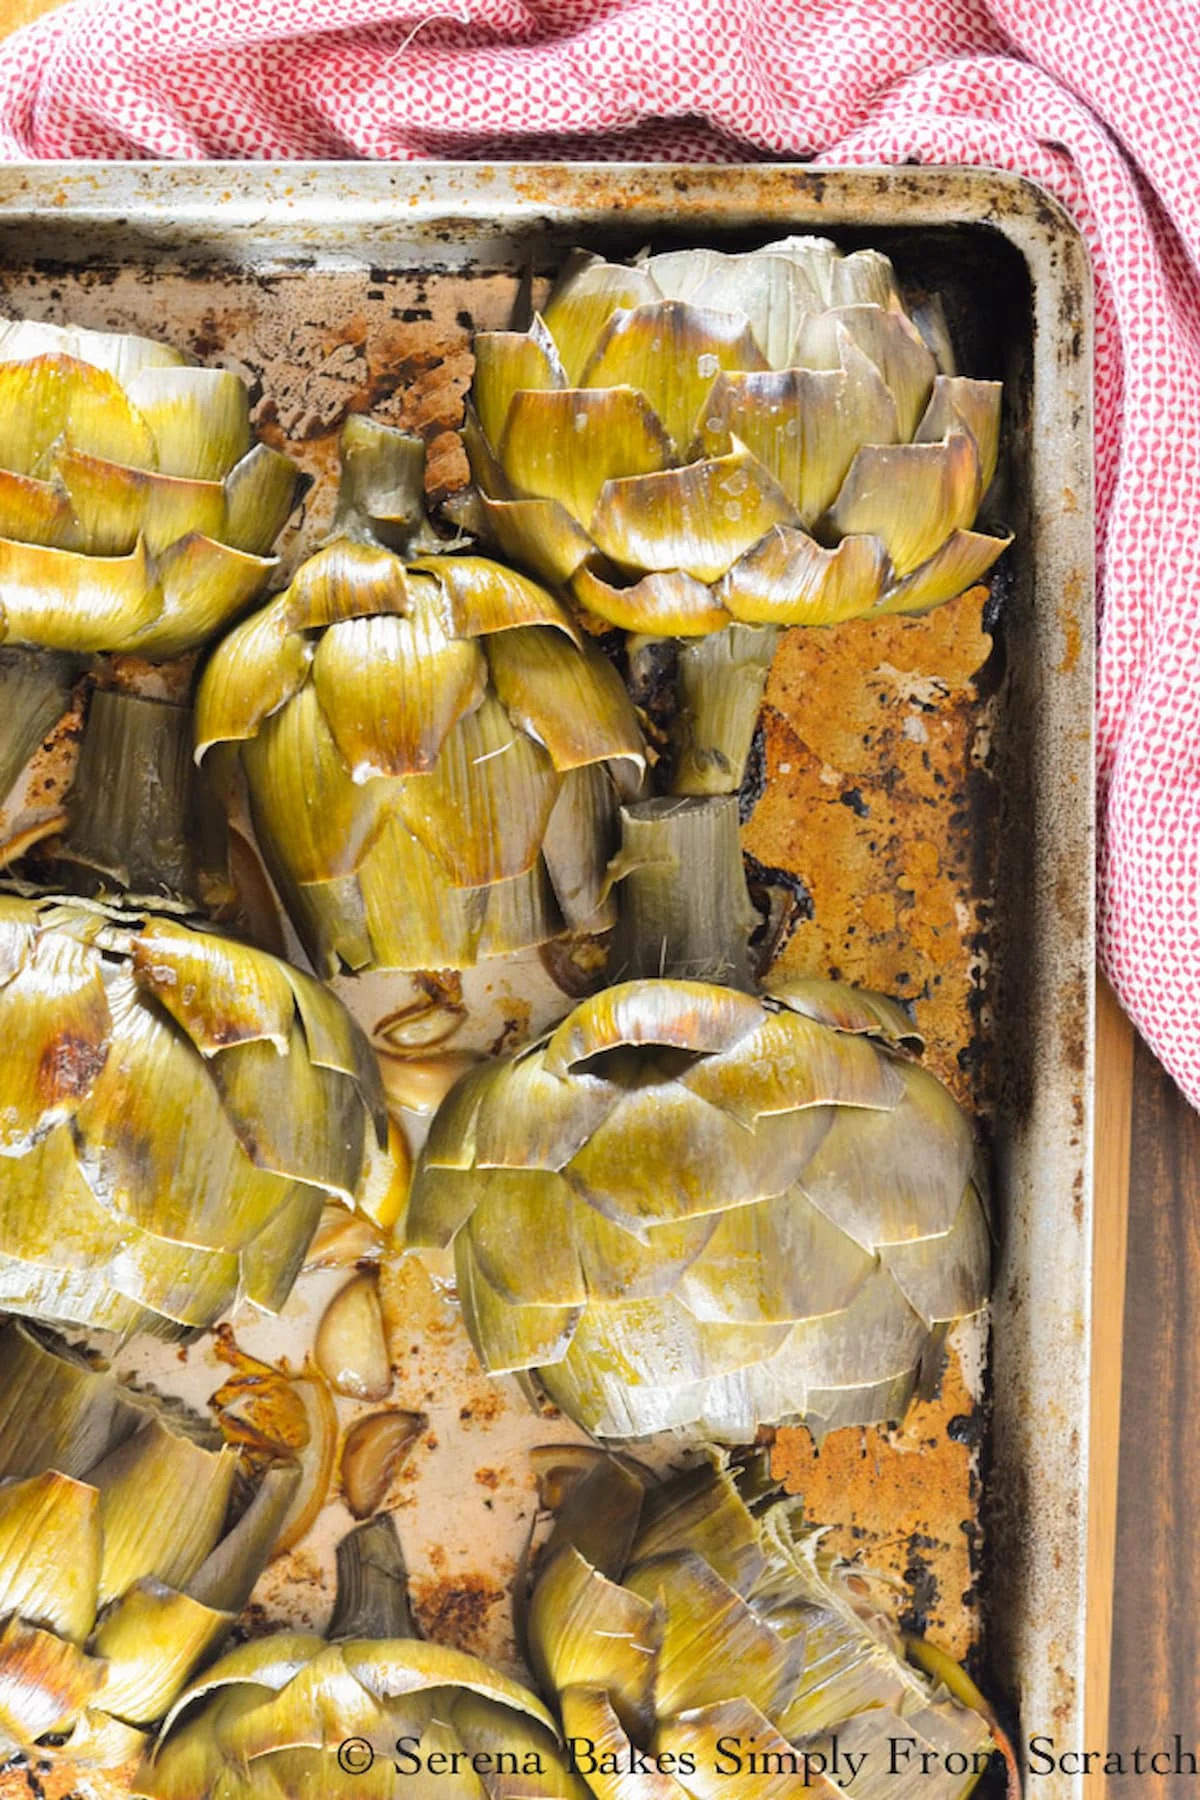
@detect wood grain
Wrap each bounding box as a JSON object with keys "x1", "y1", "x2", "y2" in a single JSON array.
[{"x1": 1108, "y1": 1028, "x2": 1200, "y2": 1785}]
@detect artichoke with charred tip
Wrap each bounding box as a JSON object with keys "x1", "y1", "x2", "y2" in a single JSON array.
[
  {"x1": 461, "y1": 238, "x2": 1008, "y2": 792},
  {"x1": 135, "y1": 1513, "x2": 589, "y2": 1800},
  {"x1": 0, "y1": 892, "x2": 387, "y2": 1339},
  {"x1": 0, "y1": 317, "x2": 302, "y2": 658},
  {"x1": 0, "y1": 1320, "x2": 298, "y2": 1766},
  {"x1": 525, "y1": 1451, "x2": 1001, "y2": 1800},
  {"x1": 196, "y1": 416, "x2": 647, "y2": 976}
]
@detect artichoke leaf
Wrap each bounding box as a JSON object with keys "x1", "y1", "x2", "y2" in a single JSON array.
[
  {"x1": 0, "y1": 1318, "x2": 144, "y2": 1483},
  {"x1": 0, "y1": 926, "x2": 110, "y2": 1151},
  {"x1": 915, "y1": 375, "x2": 1003, "y2": 494},
  {"x1": 464, "y1": 489, "x2": 599, "y2": 591},
  {"x1": 874, "y1": 529, "x2": 1011, "y2": 617},
  {"x1": 215, "y1": 1645, "x2": 387, "y2": 1760},
  {"x1": 242, "y1": 679, "x2": 387, "y2": 884},
  {"x1": 679, "y1": 1007, "x2": 904, "y2": 1122},
  {"x1": 471, "y1": 1049, "x2": 618, "y2": 1173},
  {"x1": 354, "y1": 816, "x2": 487, "y2": 971},
  {"x1": 793, "y1": 305, "x2": 935, "y2": 442},
  {"x1": 653, "y1": 1698, "x2": 831, "y2": 1800},
  {"x1": 446, "y1": 1690, "x2": 588, "y2": 1800},
  {"x1": 193, "y1": 597, "x2": 312, "y2": 758},
  {"x1": 222, "y1": 443, "x2": 302, "y2": 556},
  {"x1": 0, "y1": 1615, "x2": 107, "y2": 1748},
  {"x1": 778, "y1": 1266, "x2": 931, "y2": 1392},
  {"x1": 487, "y1": 624, "x2": 645, "y2": 776},
  {"x1": 573, "y1": 1193, "x2": 717, "y2": 1303},
  {"x1": 880, "y1": 1183, "x2": 991, "y2": 1329},
  {"x1": 0, "y1": 354, "x2": 155, "y2": 477},
  {"x1": 541, "y1": 255, "x2": 661, "y2": 385},
  {"x1": 717, "y1": 526, "x2": 888, "y2": 627},
  {"x1": 478, "y1": 858, "x2": 563, "y2": 959},
  {"x1": 467, "y1": 1168, "x2": 586, "y2": 1306},
  {"x1": 500, "y1": 387, "x2": 672, "y2": 526},
  {"x1": 55, "y1": 447, "x2": 226, "y2": 556},
  {"x1": 674, "y1": 1185, "x2": 875, "y2": 1327},
  {"x1": 0, "y1": 1470, "x2": 101, "y2": 1644},
  {"x1": 0, "y1": 1255, "x2": 160, "y2": 1340},
  {"x1": 540, "y1": 1456, "x2": 649, "y2": 1584},
  {"x1": 630, "y1": 1459, "x2": 765, "y2": 1596},
  {"x1": 312, "y1": 606, "x2": 487, "y2": 782},
  {"x1": 210, "y1": 1017, "x2": 365, "y2": 1202},
  {"x1": 559, "y1": 1687, "x2": 690, "y2": 1800},
  {"x1": 345, "y1": 1639, "x2": 560, "y2": 1736},
  {"x1": 580, "y1": 302, "x2": 768, "y2": 456},
  {"x1": 411, "y1": 1057, "x2": 500, "y2": 1176},
  {"x1": 124, "y1": 365, "x2": 251, "y2": 481},
  {"x1": 0, "y1": 318, "x2": 187, "y2": 379},
  {"x1": 132, "y1": 533, "x2": 276, "y2": 657},
  {"x1": 472, "y1": 329, "x2": 562, "y2": 448},
  {"x1": 572, "y1": 564, "x2": 729, "y2": 637},
  {"x1": 281, "y1": 966, "x2": 385, "y2": 1128},
  {"x1": 544, "y1": 981, "x2": 764, "y2": 1076},
  {"x1": 412, "y1": 554, "x2": 581, "y2": 644},
  {"x1": 87, "y1": 1418, "x2": 236, "y2": 1603},
  {"x1": 130, "y1": 915, "x2": 296, "y2": 1056},
  {"x1": 456, "y1": 1234, "x2": 581, "y2": 1374},
  {"x1": 240, "y1": 1183, "x2": 328, "y2": 1314},
  {"x1": 0, "y1": 466, "x2": 77, "y2": 548},
  {"x1": 828, "y1": 432, "x2": 982, "y2": 578},
  {"x1": 90, "y1": 1580, "x2": 243, "y2": 1726},
  {"x1": 543, "y1": 765, "x2": 620, "y2": 930},
  {"x1": 282, "y1": 540, "x2": 410, "y2": 631},
  {"x1": 0, "y1": 534, "x2": 163, "y2": 652},
  {"x1": 764, "y1": 976, "x2": 924, "y2": 1049},
  {"x1": 529, "y1": 1543, "x2": 660, "y2": 1741},
  {"x1": 590, "y1": 447, "x2": 797, "y2": 584},
  {"x1": 687, "y1": 253, "x2": 830, "y2": 371}
]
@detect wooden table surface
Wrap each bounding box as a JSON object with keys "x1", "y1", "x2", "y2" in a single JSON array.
[{"x1": 0, "y1": 0, "x2": 1187, "y2": 1782}]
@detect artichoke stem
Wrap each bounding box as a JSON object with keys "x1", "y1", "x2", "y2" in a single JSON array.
[
  {"x1": 61, "y1": 688, "x2": 226, "y2": 905},
  {"x1": 610, "y1": 795, "x2": 756, "y2": 990},
  {"x1": 328, "y1": 1514, "x2": 418, "y2": 1641},
  {"x1": 332, "y1": 416, "x2": 443, "y2": 556},
  {"x1": 670, "y1": 624, "x2": 779, "y2": 797}
]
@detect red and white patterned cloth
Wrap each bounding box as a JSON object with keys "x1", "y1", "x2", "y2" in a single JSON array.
[{"x1": 0, "y1": 0, "x2": 1196, "y2": 1099}]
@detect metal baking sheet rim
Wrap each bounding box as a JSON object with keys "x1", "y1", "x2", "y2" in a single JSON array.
[{"x1": 0, "y1": 161, "x2": 1097, "y2": 1796}]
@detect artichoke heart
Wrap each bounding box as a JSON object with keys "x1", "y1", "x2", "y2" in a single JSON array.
[
  {"x1": 463, "y1": 238, "x2": 1009, "y2": 794},
  {"x1": 0, "y1": 892, "x2": 387, "y2": 1339},
  {"x1": 408, "y1": 970, "x2": 989, "y2": 1442},
  {"x1": 0, "y1": 1320, "x2": 298, "y2": 1764},
  {"x1": 0, "y1": 318, "x2": 302, "y2": 656},
  {"x1": 526, "y1": 1452, "x2": 1001, "y2": 1800},
  {"x1": 196, "y1": 416, "x2": 647, "y2": 975},
  {"x1": 136, "y1": 1513, "x2": 589, "y2": 1800}
]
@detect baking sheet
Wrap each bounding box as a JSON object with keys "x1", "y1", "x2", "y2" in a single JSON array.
[{"x1": 0, "y1": 163, "x2": 1094, "y2": 1799}]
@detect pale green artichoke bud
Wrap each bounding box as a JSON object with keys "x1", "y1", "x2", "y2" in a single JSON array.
[
  {"x1": 0, "y1": 892, "x2": 387, "y2": 1338},
  {"x1": 462, "y1": 238, "x2": 1009, "y2": 794},
  {"x1": 525, "y1": 1452, "x2": 1001, "y2": 1800},
  {"x1": 0, "y1": 318, "x2": 302, "y2": 657},
  {"x1": 0, "y1": 1321, "x2": 298, "y2": 1766},
  {"x1": 136, "y1": 1514, "x2": 589, "y2": 1800},
  {"x1": 196, "y1": 416, "x2": 647, "y2": 976}
]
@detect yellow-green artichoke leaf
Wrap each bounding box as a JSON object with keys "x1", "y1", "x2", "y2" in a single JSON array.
[
  {"x1": 223, "y1": 443, "x2": 303, "y2": 556},
  {"x1": 0, "y1": 534, "x2": 163, "y2": 651},
  {"x1": 472, "y1": 329, "x2": 562, "y2": 448},
  {"x1": 487, "y1": 624, "x2": 645, "y2": 776},
  {"x1": 133, "y1": 534, "x2": 276, "y2": 657},
  {"x1": 354, "y1": 815, "x2": 487, "y2": 971},
  {"x1": 282, "y1": 539, "x2": 410, "y2": 631},
  {"x1": 312, "y1": 608, "x2": 487, "y2": 781},
  {"x1": 346, "y1": 1639, "x2": 561, "y2": 1735},
  {"x1": 456, "y1": 1234, "x2": 581, "y2": 1374},
  {"x1": 573, "y1": 1202, "x2": 717, "y2": 1303},
  {"x1": 542, "y1": 255, "x2": 661, "y2": 386},
  {"x1": 465, "y1": 488, "x2": 600, "y2": 591},
  {"x1": 88, "y1": 1417, "x2": 236, "y2": 1603},
  {"x1": 242, "y1": 680, "x2": 387, "y2": 883},
  {"x1": 629, "y1": 1459, "x2": 764, "y2": 1595},
  {"x1": 0, "y1": 1469, "x2": 101, "y2": 1644},
  {"x1": 56, "y1": 447, "x2": 226, "y2": 557},
  {"x1": 625, "y1": 1553, "x2": 800, "y2": 1721},
  {"x1": 210, "y1": 1018, "x2": 365, "y2": 1202},
  {"x1": 0, "y1": 1615, "x2": 107, "y2": 1750},
  {"x1": 0, "y1": 1318, "x2": 145, "y2": 1482},
  {"x1": 559, "y1": 1687, "x2": 691, "y2": 1800},
  {"x1": 874, "y1": 527, "x2": 1011, "y2": 617},
  {"x1": 915, "y1": 374, "x2": 1002, "y2": 494},
  {"x1": 472, "y1": 1050, "x2": 619, "y2": 1173},
  {"x1": 778, "y1": 1266, "x2": 930, "y2": 1394},
  {"x1": 413, "y1": 554, "x2": 581, "y2": 644},
  {"x1": 478, "y1": 856, "x2": 564, "y2": 959},
  {"x1": 500, "y1": 388, "x2": 672, "y2": 527},
  {"x1": 0, "y1": 466, "x2": 77, "y2": 549},
  {"x1": 194, "y1": 597, "x2": 312, "y2": 758},
  {"x1": 764, "y1": 975, "x2": 924, "y2": 1049},
  {"x1": 0, "y1": 925, "x2": 110, "y2": 1151},
  {"x1": 673, "y1": 1185, "x2": 875, "y2": 1327},
  {"x1": 717, "y1": 527, "x2": 888, "y2": 627},
  {"x1": 880, "y1": 1183, "x2": 991, "y2": 1329},
  {"x1": 0, "y1": 319, "x2": 187, "y2": 380},
  {"x1": 130, "y1": 915, "x2": 296, "y2": 1056},
  {"x1": 0, "y1": 1255, "x2": 158, "y2": 1340},
  {"x1": 682, "y1": 253, "x2": 830, "y2": 372},
  {"x1": 529, "y1": 1544, "x2": 661, "y2": 1739},
  {"x1": 0, "y1": 354, "x2": 155, "y2": 477},
  {"x1": 123, "y1": 365, "x2": 251, "y2": 481},
  {"x1": 91, "y1": 1581, "x2": 243, "y2": 1726},
  {"x1": 448, "y1": 1689, "x2": 591, "y2": 1800},
  {"x1": 793, "y1": 305, "x2": 935, "y2": 442},
  {"x1": 572, "y1": 564, "x2": 729, "y2": 637},
  {"x1": 580, "y1": 303, "x2": 768, "y2": 456},
  {"x1": 652, "y1": 1697, "x2": 813, "y2": 1800},
  {"x1": 544, "y1": 982, "x2": 764, "y2": 1076},
  {"x1": 678, "y1": 1007, "x2": 904, "y2": 1123},
  {"x1": 542, "y1": 765, "x2": 620, "y2": 930},
  {"x1": 240, "y1": 1182, "x2": 327, "y2": 1314},
  {"x1": 466, "y1": 1168, "x2": 586, "y2": 1306},
  {"x1": 827, "y1": 432, "x2": 982, "y2": 578},
  {"x1": 590, "y1": 446, "x2": 797, "y2": 584}
]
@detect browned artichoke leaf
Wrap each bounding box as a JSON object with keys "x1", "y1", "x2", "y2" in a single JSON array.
[
  {"x1": 0, "y1": 929, "x2": 111, "y2": 1153},
  {"x1": 544, "y1": 982, "x2": 764, "y2": 1077},
  {"x1": 542, "y1": 255, "x2": 662, "y2": 385},
  {"x1": 456, "y1": 1233, "x2": 581, "y2": 1374},
  {"x1": 543, "y1": 764, "x2": 620, "y2": 930},
  {"x1": 679, "y1": 1007, "x2": 903, "y2": 1123},
  {"x1": 880, "y1": 1182, "x2": 990, "y2": 1329},
  {"x1": 828, "y1": 432, "x2": 982, "y2": 577},
  {"x1": 572, "y1": 563, "x2": 729, "y2": 637},
  {"x1": 282, "y1": 540, "x2": 410, "y2": 631},
  {"x1": 210, "y1": 1017, "x2": 365, "y2": 1203},
  {"x1": 467, "y1": 1168, "x2": 585, "y2": 1305},
  {"x1": 0, "y1": 1469, "x2": 100, "y2": 1644},
  {"x1": 0, "y1": 354, "x2": 155, "y2": 477},
  {"x1": 56, "y1": 447, "x2": 226, "y2": 556},
  {"x1": 0, "y1": 1615, "x2": 106, "y2": 1748},
  {"x1": 0, "y1": 535, "x2": 163, "y2": 651},
  {"x1": 91, "y1": 1582, "x2": 241, "y2": 1726},
  {"x1": 529, "y1": 1543, "x2": 660, "y2": 1740},
  {"x1": 653, "y1": 1698, "x2": 816, "y2": 1800},
  {"x1": 626, "y1": 1551, "x2": 800, "y2": 1721},
  {"x1": 412, "y1": 554, "x2": 580, "y2": 644},
  {"x1": 500, "y1": 388, "x2": 672, "y2": 527},
  {"x1": 312, "y1": 606, "x2": 487, "y2": 781},
  {"x1": 472, "y1": 1049, "x2": 619, "y2": 1172},
  {"x1": 590, "y1": 448, "x2": 797, "y2": 584},
  {"x1": 242, "y1": 679, "x2": 387, "y2": 884},
  {"x1": 565, "y1": 1079, "x2": 826, "y2": 1232},
  {"x1": 240, "y1": 1182, "x2": 328, "y2": 1314},
  {"x1": 559, "y1": 1687, "x2": 691, "y2": 1800},
  {"x1": 124, "y1": 365, "x2": 251, "y2": 481},
  {"x1": 573, "y1": 1198, "x2": 717, "y2": 1302},
  {"x1": 797, "y1": 1058, "x2": 976, "y2": 1248},
  {"x1": 223, "y1": 443, "x2": 302, "y2": 555},
  {"x1": 0, "y1": 466, "x2": 76, "y2": 548},
  {"x1": 915, "y1": 374, "x2": 1002, "y2": 494},
  {"x1": 793, "y1": 306, "x2": 935, "y2": 442},
  {"x1": 130, "y1": 915, "x2": 296, "y2": 1055},
  {"x1": 395, "y1": 691, "x2": 561, "y2": 889},
  {"x1": 581, "y1": 303, "x2": 768, "y2": 456},
  {"x1": 674, "y1": 1185, "x2": 875, "y2": 1327},
  {"x1": 487, "y1": 624, "x2": 645, "y2": 776},
  {"x1": 71, "y1": 974, "x2": 297, "y2": 1253},
  {"x1": 717, "y1": 526, "x2": 888, "y2": 626},
  {"x1": 472, "y1": 329, "x2": 561, "y2": 448},
  {"x1": 698, "y1": 345, "x2": 898, "y2": 528},
  {"x1": 477, "y1": 860, "x2": 563, "y2": 960},
  {"x1": 355, "y1": 814, "x2": 488, "y2": 971},
  {"x1": 194, "y1": 596, "x2": 312, "y2": 758},
  {"x1": 133, "y1": 533, "x2": 276, "y2": 657},
  {"x1": 764, "y1": 976, "x2": 923, "y2": 1049},
  {"x1": 88, "y1": 1418, "x2": 235, "y2": 1603},
  {"x1": 464, "y1": 489, "x2": 599, "y2": 592},
  {"x1": 874, "y1": 528, "x2": 1011, "y2": 617}
]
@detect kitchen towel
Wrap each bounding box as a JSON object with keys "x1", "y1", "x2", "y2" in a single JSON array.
[{"x1": 0, "y1": 0, "x2": 1195, "y2": 1101}]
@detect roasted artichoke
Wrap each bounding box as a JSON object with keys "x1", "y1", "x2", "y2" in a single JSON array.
[
  {"x1": 409, "y1": 964, "x2": 988, "y2": 1440},
  {"x1": 196, "y1": 416, "x2": 646, "y2": 975},
  {"x1": 137, "y1": 1514, "x2": 588, "y2": 1800},
  {"x1": 0, "y1": 892, "x2": 387, "y2": 1338},
  {"x1": 0, "y1": 317, "x2": 300, "y2": 657},
  {"x1": 463, "y1": 237, "x2": 1008, "y2": 792},
  {"x1": 526, "y1": 1452, "x2": 999, "y2": 1800},
  {"x1": 0, "y1": 1320, "x2": 297, "y2": 1765}
]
